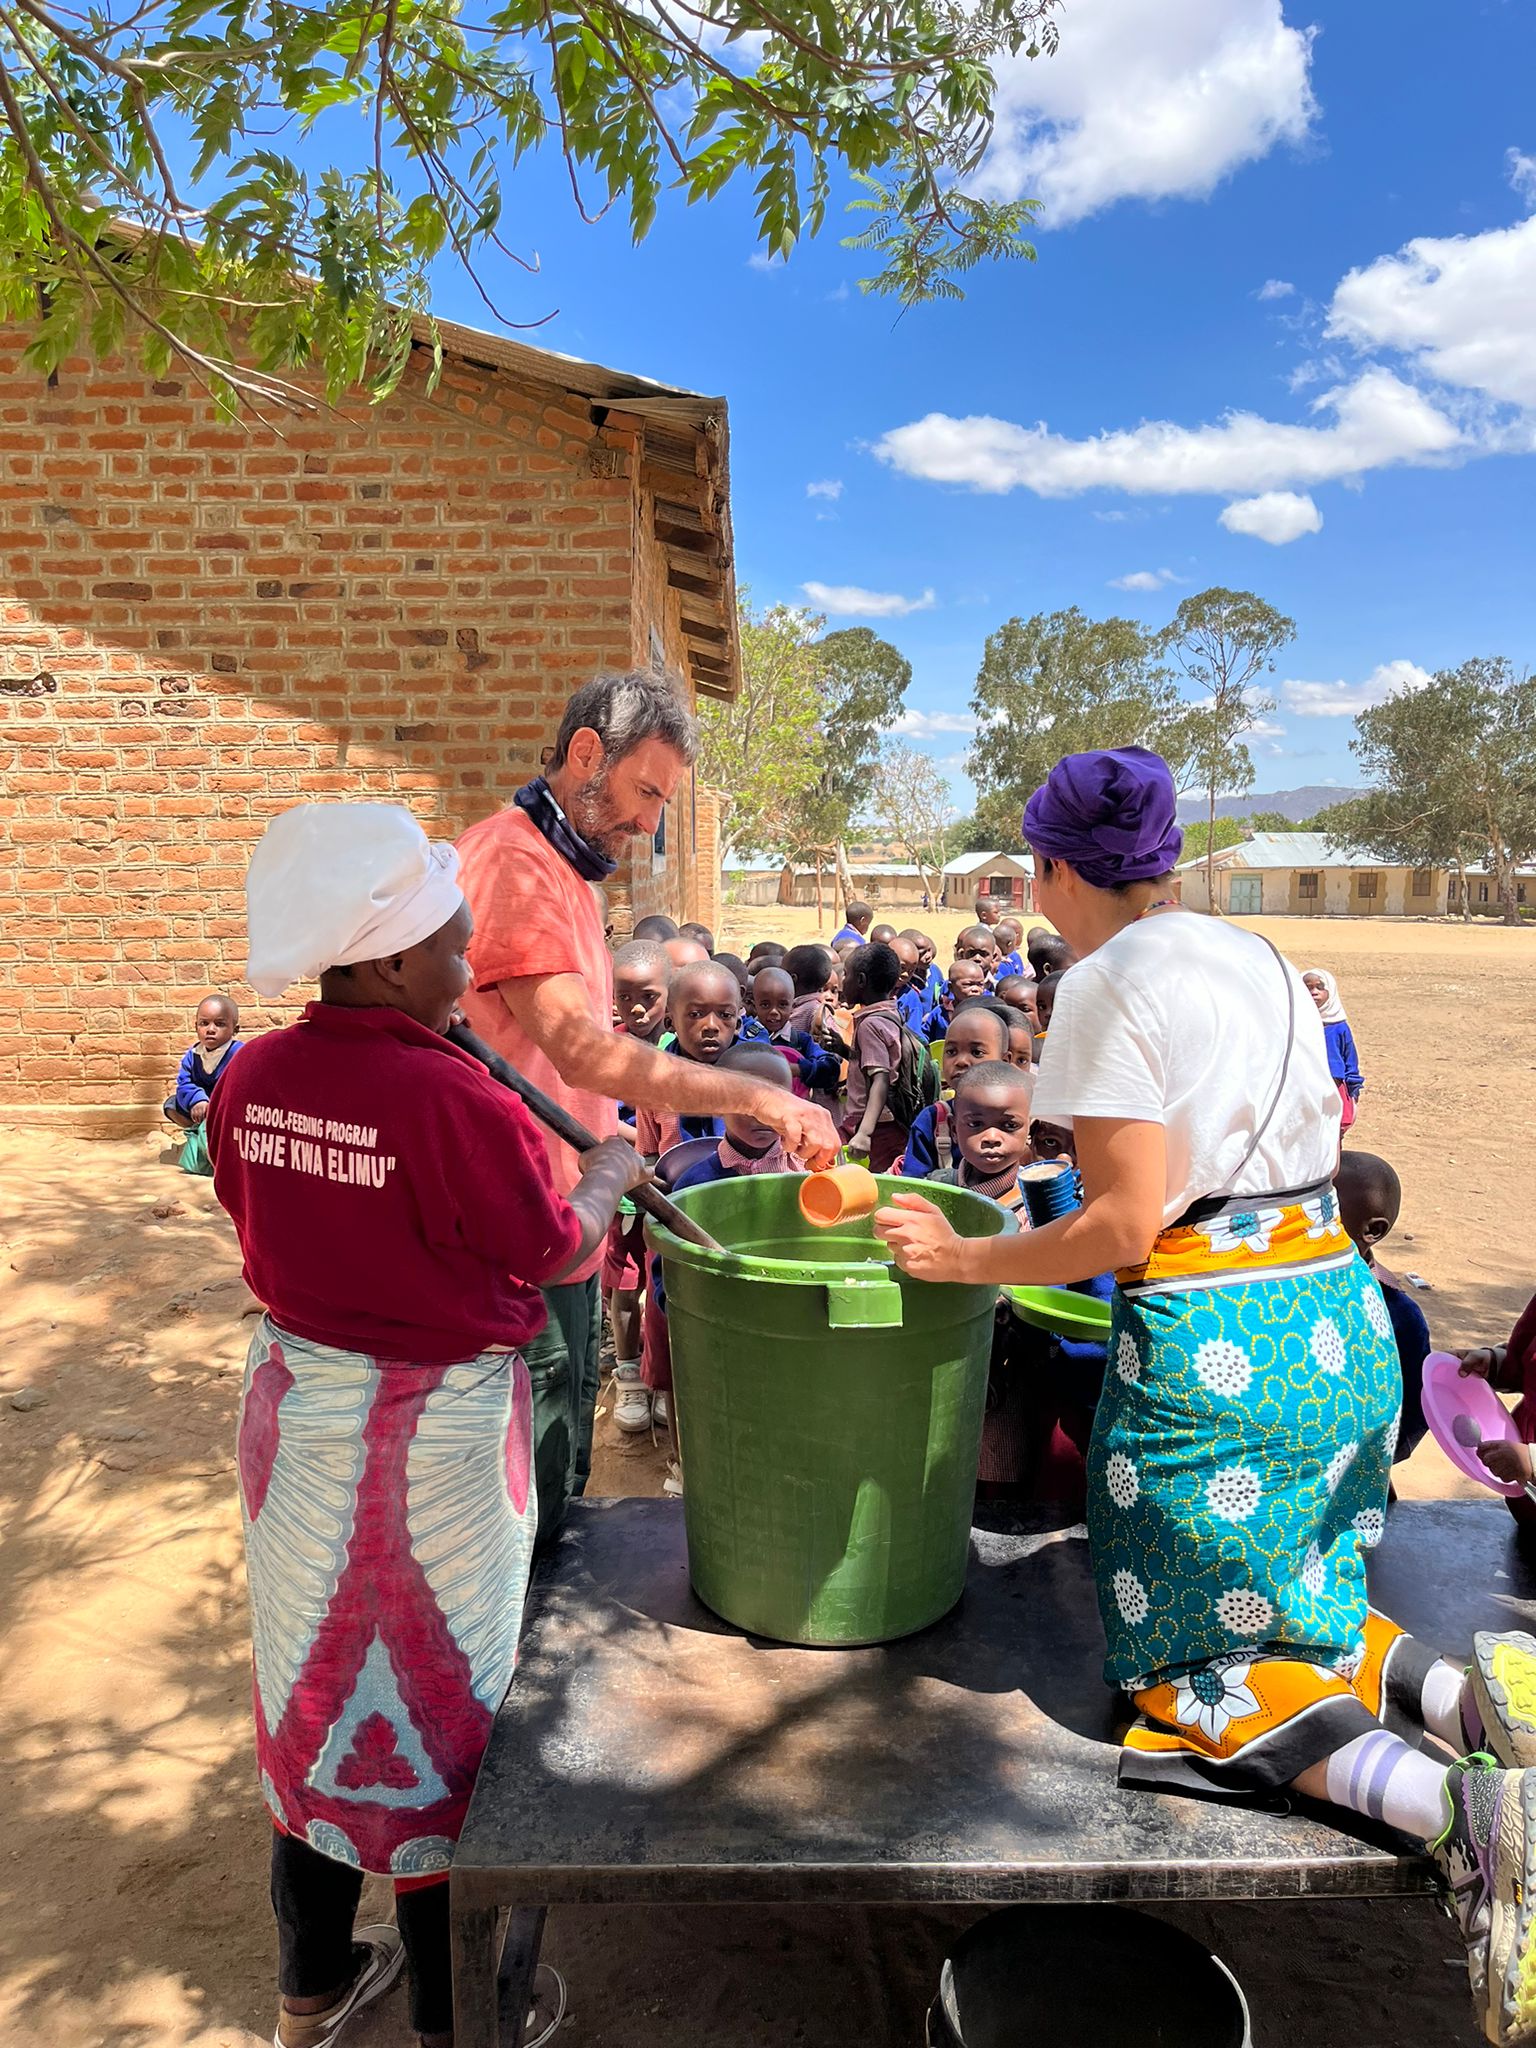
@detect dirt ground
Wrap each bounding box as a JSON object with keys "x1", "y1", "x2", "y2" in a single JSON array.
[{"x1": 3, "y1": 911, "x2": 1533, "y2": 2047}]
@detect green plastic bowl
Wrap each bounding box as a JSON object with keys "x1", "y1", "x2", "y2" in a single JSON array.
[{"x1": 1005, "y1": 1284, "x2": 1113, "y2": 1341}]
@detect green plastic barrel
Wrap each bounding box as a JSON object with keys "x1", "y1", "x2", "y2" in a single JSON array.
[{"x1": 648, "y1": 1173, "x2": 1017, "y2": 1646}]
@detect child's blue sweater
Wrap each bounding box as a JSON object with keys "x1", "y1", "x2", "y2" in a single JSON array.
[
  {"x1": 1321, "y1": 1018, "x2": 1363, "y2": 1094},
  {"x1": 173, "y1": 1041, "x2": 244, "y2": 1118},
  {"x1": 767, "y1": 1026, "x2": 841, "y2": 1095}
]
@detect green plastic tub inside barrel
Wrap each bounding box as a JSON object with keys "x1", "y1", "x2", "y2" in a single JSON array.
[{"x1": 647, "y1": 1173, "x2": 1017, "y2": 1647}]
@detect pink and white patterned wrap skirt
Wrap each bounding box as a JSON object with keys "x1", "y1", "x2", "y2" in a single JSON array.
[{"x1": 236, "y1": 1315, "x2": 538, "y2": 1877}]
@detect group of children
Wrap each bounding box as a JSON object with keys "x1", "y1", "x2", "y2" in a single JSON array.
[
  {"x1": 592, "y1": 895, "x2": 1491, "y2": 1524},
  {"x1": 165, "y1": 894, "x2": 1514, "y2": 1525}
]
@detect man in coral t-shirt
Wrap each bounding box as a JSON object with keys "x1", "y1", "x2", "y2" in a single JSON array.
[{"x1": 457, "y1": 671, "x2": 837, "y2": 1538}]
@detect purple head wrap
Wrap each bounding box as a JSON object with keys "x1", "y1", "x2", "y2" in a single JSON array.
[{"x1": 1022, "y1": 747, "x2": 1183, "y2": 890}]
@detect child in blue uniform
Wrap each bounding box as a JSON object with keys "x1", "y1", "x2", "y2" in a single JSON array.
[
  {"x1": 1335, "y1": 1147, "x2": 1429, "y2": 1465},
  {"x1": 749, "y1": 967, "x2": 841, "y2": 1097},
  {"x1": 165, "y1": 993, "x2": 244, "y2": 1174},
  {"x1": 901, "y1": 999, "x2": 1012, "y2": 1178},
  {"x1": 1304, "y1": 968, "x2": 1363, "y2": 1127}
]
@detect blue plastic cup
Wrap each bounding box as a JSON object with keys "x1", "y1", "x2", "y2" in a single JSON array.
[{"x1": 1020, "y1": 1161, "x2": 1083, "y2": 1229}]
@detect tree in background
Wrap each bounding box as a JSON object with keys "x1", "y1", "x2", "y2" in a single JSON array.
[
  {"x1": 1156, "y1": 589, "x2": 1293, "y2": 916},
  {"x1": 3, "y1": 0, "x2": 1057, "y2": 409},
  {"x1": 967, "y1": 608, "x2": 1192, "y2": 846},
  {"x1": 786, "y1": 627, "x2": 912, "y2": 899},
  {"x1": 871, "y1": 742, "x2": 953, "y2": 904},
  {"x1": 1243, "y1": 808, "x2": 1324, "y2": 833},
  {"x1": 1179, "y1": 815, "x2": 1248, "y2": 865},
  {"x1": 697, "y1": 594, "x2": 825, "y2": 860},
  {"x1": 1315, "y1": 658, "x2": 1536, "y2": 926}
]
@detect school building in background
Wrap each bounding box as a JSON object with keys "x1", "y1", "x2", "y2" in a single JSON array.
[
  {"x1": 940, "y1": 850, "x2": 1035, "y2": 912},
  {"x1": 1177, "y1": 832, "x2": 1463, "y2": 917},
  {"x1": 0, "y1": 317, "x2": 740, "y2": 1130}
]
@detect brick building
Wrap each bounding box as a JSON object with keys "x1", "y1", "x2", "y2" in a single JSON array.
[{"x1": 0, "y1": 315, "x2": 740, "y2": 1130}]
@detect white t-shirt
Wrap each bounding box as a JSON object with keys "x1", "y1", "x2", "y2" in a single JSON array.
[{"x1": 1031, "y1": 911, "x2": 1341, "y2": 1224}]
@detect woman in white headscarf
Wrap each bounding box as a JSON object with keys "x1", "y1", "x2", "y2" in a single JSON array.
[
  {"x1": 210, "y1": 803, "x2": 645, "y2": 2048},
  {"x1": 1303, "y1": 966, "x2": 1364, "y2": 1127}
]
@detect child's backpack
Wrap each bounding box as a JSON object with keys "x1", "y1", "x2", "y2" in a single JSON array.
[{"x1": 888, "y1": 1020, "x2": 941, "y2": 1129}]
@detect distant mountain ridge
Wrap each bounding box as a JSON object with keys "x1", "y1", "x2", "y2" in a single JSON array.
[{"x1": 1176, "y1": 785, "x2": 1364, "y2": 825}]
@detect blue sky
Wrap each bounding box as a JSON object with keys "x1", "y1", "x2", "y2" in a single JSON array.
[{"x1": 413, "y1": 0, "x2": 1536, "y2": 816}]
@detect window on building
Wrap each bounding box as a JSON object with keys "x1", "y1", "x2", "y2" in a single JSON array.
[
  {"x1": 1520, "y1": 884, "x2": 1529, "y2": 906},
  {"x1": 1356, "y1": 872, "x2": 1379, "y2": 899},
  {"x1": 1411, "y1": 869, "x2": 1433, "y2": 897},
  {"x1": 1478, "y1": 881, "x2": 1490, "y2": 904},
  {"x1": 1298, "y1": 872, "x2": 1320, "y2": 900}
]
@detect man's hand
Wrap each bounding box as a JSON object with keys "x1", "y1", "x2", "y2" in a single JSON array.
[
  {"x1": 873, "y1": 1190, "x2": 969, "y2": 1282},
  {"x1": 753, "y1": 1090, "x2": 839, "y2": 1170},
  {"x1": 190, "y1": 1101, "x2": 209, "y2": 1124}
]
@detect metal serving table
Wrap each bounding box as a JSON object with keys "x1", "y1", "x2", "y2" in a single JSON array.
[{"x1": 451, "y1": 1497, "x2": 1535, "y2": 2045}]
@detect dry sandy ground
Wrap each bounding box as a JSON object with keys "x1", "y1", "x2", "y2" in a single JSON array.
[{"x1": 1, "y1": 912, "x2": 1533, "y2": 2048}]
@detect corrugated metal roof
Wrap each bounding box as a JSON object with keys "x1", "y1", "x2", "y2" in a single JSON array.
[
  {"x1": 1179, "y1": 832, "x2": 1368, "y2": 871},
  {"x1": 942, "y1": 850, "x2": 1035, "y2": 877}
]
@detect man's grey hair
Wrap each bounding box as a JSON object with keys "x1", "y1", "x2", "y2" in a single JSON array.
[{"x1": 550, "y1": 669, "x2": 699, "y2": 771}]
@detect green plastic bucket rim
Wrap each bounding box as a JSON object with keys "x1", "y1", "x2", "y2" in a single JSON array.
[{"x1": 646, "y1": 1169, "x2": 1018, "y2": 1288}]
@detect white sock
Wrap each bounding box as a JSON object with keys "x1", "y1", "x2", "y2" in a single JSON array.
[
  {"x1": 1421, "y1": 1659, "x2": 1470, "y2": 1749},
  {"x1": 1324, "y1": 1729, "x2": 1450, "y2": 1842},
  {"x1": 613, "y1": 1357, "x2": 642, "y2": 1375}
]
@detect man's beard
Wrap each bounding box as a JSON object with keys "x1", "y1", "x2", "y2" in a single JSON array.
[{"x1": 563, "y1": 764, "x2": 630, "y2": 861}]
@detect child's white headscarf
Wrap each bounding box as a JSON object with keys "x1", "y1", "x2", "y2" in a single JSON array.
[
  {"x1": 245, "y1": 803, "x2": 463, "y2": 998},
  {"x1": 1304, "y1": 966, "x2": 1346, "y2": 1022}
]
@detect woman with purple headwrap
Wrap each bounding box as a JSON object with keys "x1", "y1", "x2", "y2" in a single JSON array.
[{"x1": 876, "y1": 747, "x2": 1536, "y2": 2048}]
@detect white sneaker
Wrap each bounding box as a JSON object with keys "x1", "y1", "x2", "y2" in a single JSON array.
[
  {"x1": 611, "y1": 1362, "x2": 652, "y2": 1434},
  {"x1": 651, "y1": 1390, "x2": 671, "y2": 1431},
  {"x1": 273, "y1": 1926, "x2": 404, "y2": 2048}
]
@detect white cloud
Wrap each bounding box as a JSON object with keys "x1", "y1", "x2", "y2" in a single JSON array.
[
  {"x1": 973, "y1": 0, "x2": 1316, "y2": 225},
  {"x1": 746, "y1": 250, "x2": 783, "y2": 272},
  {"x1": 1508, "y1": 148, "x2": 1536, "y2": 206},
  {"x1": 1257, "y1": 278, "x2": 1295, "y2": 300},
  {"x1": 874, "y1": 368, "x2": 1461, "y2": 498},
  {"x1": 801, "y1": 581, "x2": 937, "y2": 618},
  {"x1": 1326, "y1": 205, "x2": 1536, "y2": 409},
  {"x1": 806, "y1": 479, "x2": 843, "y2": 501},
  {"x1": 1219, "y1": 490, "x2": 1322, "y2": 543},
  {"x1": 1109, "y1": 567, "x2": 1179, "y2": 591},
  {"x1": 1281, "y1": 659, "x2": 1432, "y2": 718},
  {"x1": 890, "y1": 709, "x2": 977, "y2": 740}
]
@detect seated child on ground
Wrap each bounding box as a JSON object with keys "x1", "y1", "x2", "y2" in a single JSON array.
[
  {"x1": 841, "y1": 941, "x2": 920, "y2": 1172},
  {"x1": 166, "y1": 994, "x2": 244, "y2": 1174},
  {"x1": 641, "y1": 1044, "x2": 796, "y2": 1456},
  {"x1": 901, "y1": 998, "x2": 1012, "y2": 1178},
  {"x1": 165, "y1": 993, "x2": 243, "y2": 1128},
  {"x1": 925, "y1": 957, "x2": 989, "y2": 1042},
  {"x1": 607, "y1": 940, "x2": 673, "y2": 1433},
  {"x1": 1334, "y1": 1149, "x2": 1430, "y2": 1467},
  {"x1": 750, "y1": 966, "x2": 841, "y2": 1097}
]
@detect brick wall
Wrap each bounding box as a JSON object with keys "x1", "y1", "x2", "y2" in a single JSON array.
[{"x1": 0, "y1": 332, "x2": 709, "y2": 1128}]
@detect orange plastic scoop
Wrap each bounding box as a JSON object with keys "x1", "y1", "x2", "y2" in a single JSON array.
[{"x1": 799, "y1": 1163, "x2": 881, "y2": 1227}]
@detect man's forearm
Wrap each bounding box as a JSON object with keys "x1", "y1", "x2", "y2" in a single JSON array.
[{"x1": 500, "y1": 983, "x2": 773, "y2": 1121}]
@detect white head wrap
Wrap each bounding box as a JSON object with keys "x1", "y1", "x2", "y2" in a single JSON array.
[
  {"x1": 1304, "y1": 966, "x2": 1346, "y2": 1023},
  {"x1": 245, "y1": 803, "x2": 464, "y2": 999}
]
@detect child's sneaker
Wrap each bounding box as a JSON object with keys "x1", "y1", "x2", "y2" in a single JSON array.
[
  {"x1": 611, "y1": 1362, "x2": 651, "y2": 1434},
  {"x1": 652, "y1": 1390, "x2": 671, "y2": 1431},
  {"x1": 1470, "y1": 1634, "x2": 1536, "y2": 1769},
  {"x1": 1430, "y1": 1753, "x2": 1536, "y2": 2044}
]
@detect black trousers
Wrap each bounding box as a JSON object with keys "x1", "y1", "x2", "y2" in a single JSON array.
[{"x1": 270, "y1": 1827, "x2": 451, "y2": 2035}]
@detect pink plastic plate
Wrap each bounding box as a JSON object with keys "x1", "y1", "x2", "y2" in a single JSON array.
[{"x1": 1420, "y1": 1350, "x2": 1523, "y2": 1497}]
